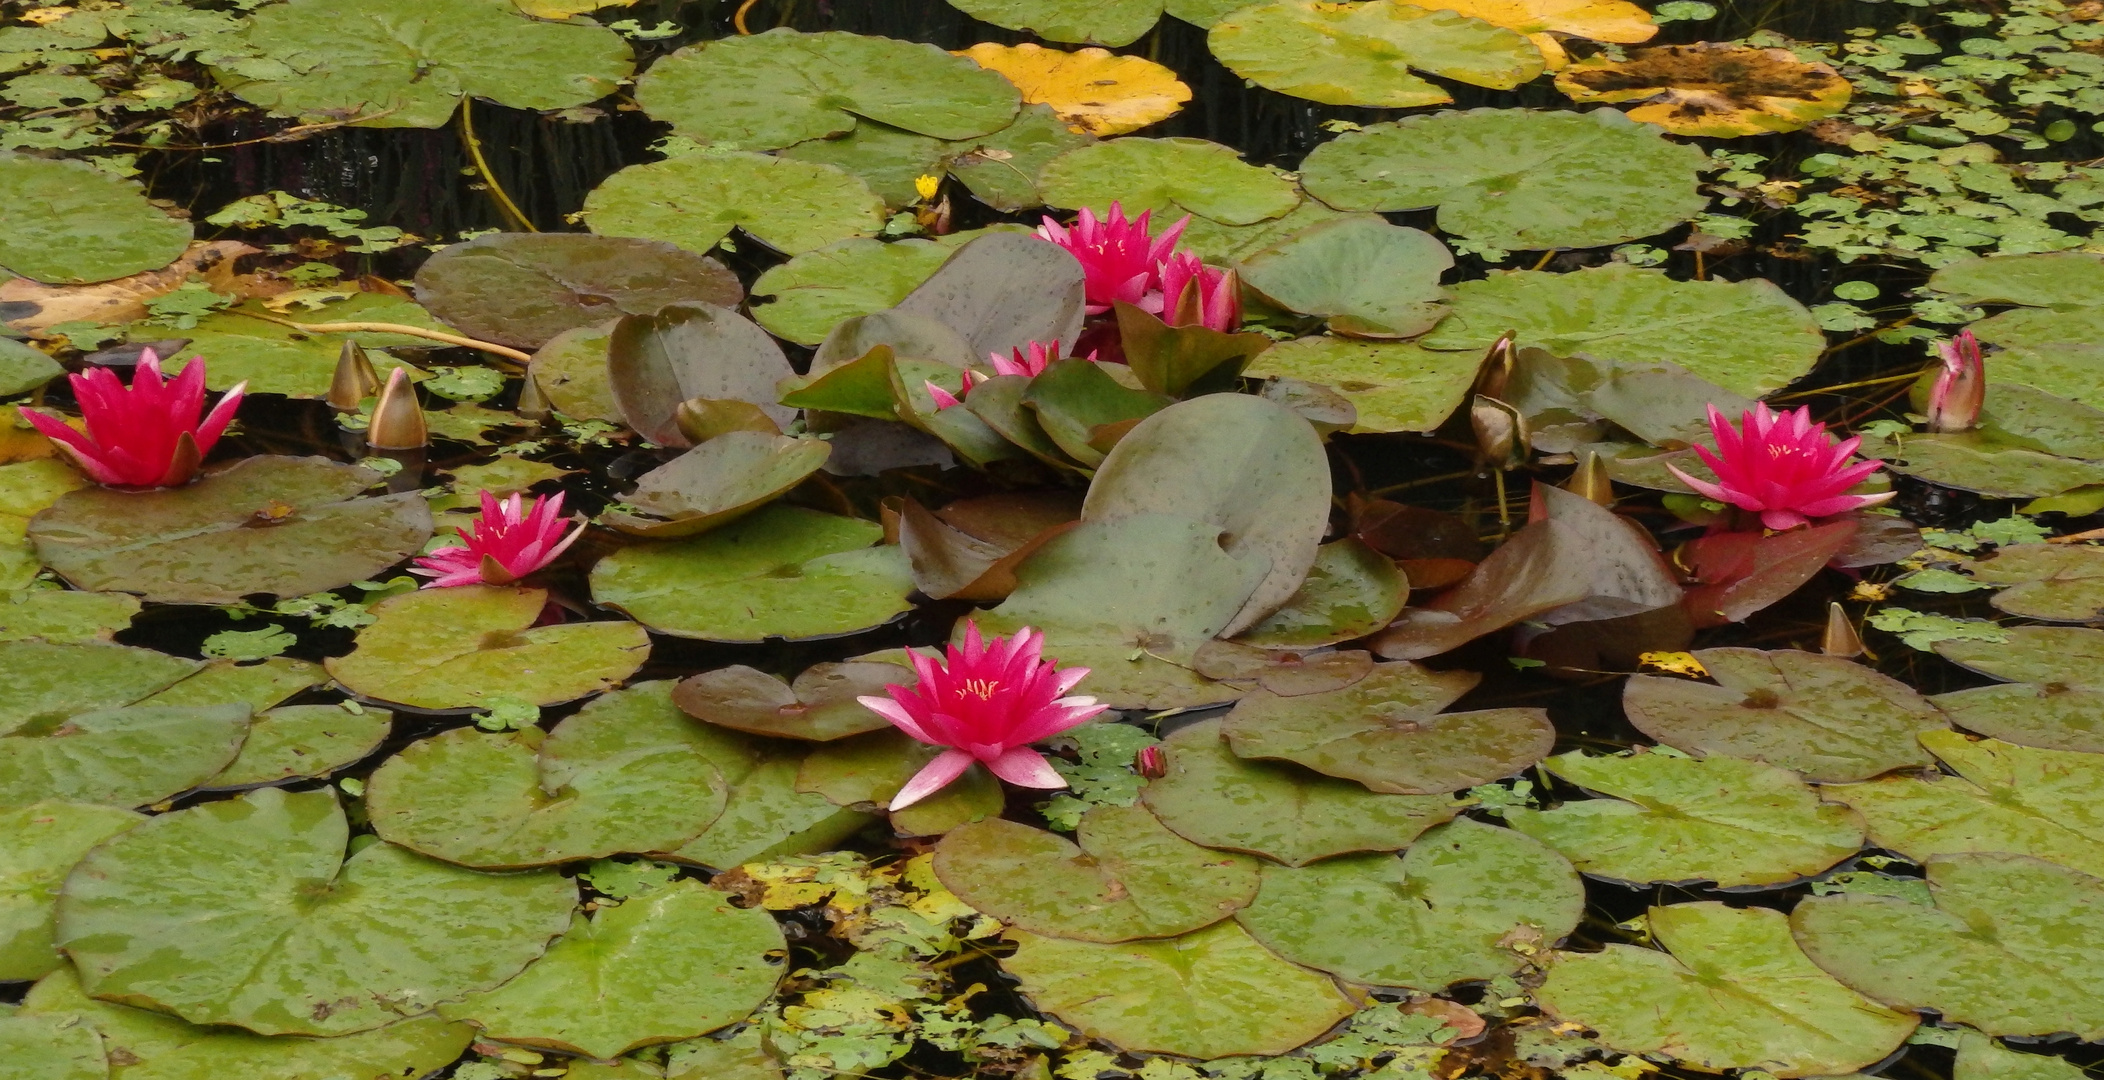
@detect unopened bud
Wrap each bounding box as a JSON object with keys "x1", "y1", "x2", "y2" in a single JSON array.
[
  {"x1": 327, "y1": 340, "x2": 381, "y2": 412},
  {"x1": 1563, "y1": 450, "x2": 1614, "y2": 507},
  {"x1": 1821, "y1": 602, "x2": 1865, "y2": 659},
  {"x1": 1470, "y1": 394, "x2": 1528, "y2": 470},
  {"x1": 365, "y1": 367, "x2": 428, "y2": 450},
  {"x1": 1135, "y1": 744, "x2": 1167, "y2": 779}
]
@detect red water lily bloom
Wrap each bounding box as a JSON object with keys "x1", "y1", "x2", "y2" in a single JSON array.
[
  {"x1": 991, "y1": 340, "x2": 1061, "y2": 378},
  {"x1": 1926, "y1": 329, "x2": 1984, "y2": 433},
  {"x1": 925, "y1": 370, "x2": 988, "y2": 411},
  {"x1": 1157, "y1": 253, "x2": 1241, "y2": 332},
  {"x1": 1667, "y1": 403, "x2": 1894, "y2": 532},
  {"x1": 858, "y1": 621, "x2": 1108, "y2": 811},
  {"x1": 1038, "y1": 202, "x2": 1189, "y2": 315},
  {"x1": 21, "y1": 350, "x2": 244, "y2": 488},
  {"x1": 411, "y1": 490, "x2": 584, "y2": 588}
]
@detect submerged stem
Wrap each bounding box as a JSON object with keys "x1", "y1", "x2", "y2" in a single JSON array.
[
  {"x1": 228, "y1": 311, "x2": 532, "y2": 365},
  {"x1": 458, "y1": 99, "x2": 536, "y2": 233}
]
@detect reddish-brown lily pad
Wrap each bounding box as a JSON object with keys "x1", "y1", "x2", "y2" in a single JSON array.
[{"x1": 672, "y1": 658, "x2": 910, "y2": 742}]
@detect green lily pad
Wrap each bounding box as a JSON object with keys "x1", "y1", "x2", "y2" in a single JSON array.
[
  {"x1": 1955, "y1": 1031, "x2": 2089, "y2": 1080},
  {"x1": 940, "y1": 0, "x2": 1161, "y2": 45},
  {"x1": 1856, "y1": 431, "x2": 2104, "y2": 499},
  {"x1": 933, "y1": 806, "x2": 1259, "y2": 942},
  {"x1": 325, "y1": 585, "x2": 649, "y2": 711},
  {"x1": 1084, "y1": 393, "x2": 1331, "y2": 636},
  {"x1": 1222, "y1": 662, "x2": 1554, "y2": 795},
  {"x1": 0, "y1": 703, "x2": 250, "y2": 810},
  {"x1": 636, "y1": 29, "x2": 1018, "y2": 151},
  {"x1": 1418, "y1": 264, "x2": 1822, "y2": 398},
  {"x1": 607, "y1": 302, "x2": 800, "y2": 444},
  {"x1": 1139, "y1": 718, "x2": 1463, "y2": 866},
  {"x1": 0, "y1": 1012, "x2": 105, "y2": 1080},
  {"x1": 1244, "y1": 337, "x2": 1483, "y2": 434},
  {"x1": 529, "y1": 321, "x2": 623, "y2": 424},
  {"x1": 442, "y1": 879, "x2": 783, "y2": 1059},
  {"x1": 893, "y1": 232, "x2": 1090, "y2": 362},
  {"x1": 0, "y1": 641, "x2": 197, "y2": 736},
  {"x1": 1918, "y1": 381, "x2": 2104, "y2": 462},
  {"x1": 0, "y1": 152, "x2": 191, "y2": 284},
  {"x1": 205, "y1": 704, "x2": 391, "y2": 788},
  {"x1": 749, "y1": 237, "x2": 964, "y2": 346},
  {"x1": 1038, "y1": 138, "x2": 1302, "y2": 225},
  {"x1": 1020, "y1": 358, "x2": 1171, "y2": 468},
  {"x1": 142, "y1": 657, "x2": 326, "y2": 714},
  {"x1": 1235, "y1": 538, "x2": 1406, "y2": 649},
  {"x1": 1538, "y1": 902, "x2": 1916, "y2": 1076},
  {"x1": 583, "y1": 152, "x2": 886, "y2": 258},
  {"x1": 948, "y1": 104, "x2": 1096, "y2": 212},
  {"x1": 589, "y1": 503, "x2": 915, "y2": 642},
  {"x1": 1000, "y1": 920, "x2": 1354, "y2": 1059},
  {"x1": 56, "y1": 786, "x2": 575, "y2": 1035},
  {"x1": 218, "y1": 0, "x2": 632, "y2": 128},
  {"x1": 667, "y1": 1035, "x2": 787, "y2": 1080},
  {"x1": 604, "y1": 434, "x2": 830, "y2": 538},
  {"x1": 793, "y1": 728, "x2": 1006, "y2": 837},
  {"x1": 1, "y1": 460, "x2": 85, "y2": 591},
  {"x1": 1236, "y1": 819, "x2": 1584, "y2": 989},
  {"x1": 0, "y1": 338, "x2": 62, "y2": 397},
  {"x1": 1792, "y1": 852, "x2": 2104, "y2": 1039},
  {"x1": 414, "y1": 232, "x2": 742, "y2": 350},
  {"x1": 672, "y1": 754, "x2": 874, "y2": 868},
  {"x1": 1823, "y1": 730, "x2": 2104, "y2": 881},
  {"x1": 1621, "y1": 649, "x2": 1948, "y2": 783},
  {"x1": 29, "y1": 455, "x2": 433, "y2": 606},
  {"x1": 1210, "y1": 1, "x2": 1543, "y2": 108},
  {"x1": 1958, "y1": 543, "x2": 2104, "y2": 621},
  {"x1": 974, "y1": 514, "x2": 1265, "y2": 710},
  {"x1": 21, "y1": 966, "x2": 474, "y2": 1080},
  {"x1": 1506, "y1": 750, "x2": 1865, "y2": 887},
  {"x1": 146, "y1": 294, "x2": 441, "y2": 397},
  {"x1": 673, "y1": 661, "x2": 902, "y2": 742},
  {"x1": 1934, "y1": 626, "x2": 2104, "y2": 687},
  {"x1": 0, "y1": 589, "x2": 138, "y2": 644},
  {"x1": 1927, "y1": 252, "x2": 2104, "y2": 310},
  {"x1": 1238, "y1": 217, "x2": 1453, "y2": 337},
  {"x1": 0, "y1": 801, "x2": 143, "y2": 981},
  {"x1": 1931, "y1": 682, "x2": 2104, "y2": 754},
  {"x1": 780, "y1": 123, "x2": 950, "y2": 209},
  {"x1": 1302, "y1": 110, "x2": 1708, "y2": 254}
]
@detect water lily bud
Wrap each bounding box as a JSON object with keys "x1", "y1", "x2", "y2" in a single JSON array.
[
  {"x1": 1473, "y1": 330, "x2": 1518, "y2": 402},
  {"x1": 1563, "y1": 450, "x2": 1614, "y2": 506},
  {"x1": 1135, "y1": 744, "x2": 1167, "y2": 779},
  {"x1": 365, "y1": 367, "x2": 428, "y2": 450},
  {"x1": 327, "y1": 340, "x2": 381, "y2": 412},
  {"x1": 1821, "y1": 602, "x2": 1864, "y2": 658},
  {"x1": 515, "y1": 369, "x2": 553, "y2": 422},
  {"x1": 1470, "y1": 394, "x2": 1528, "y2": 470},
  {"x1": 1926, "y1": 330, "x2": 1984, "y2": 434}
]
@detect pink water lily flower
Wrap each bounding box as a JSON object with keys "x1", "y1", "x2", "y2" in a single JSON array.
[
  {"x1": 1667, "y1": 403, "x2": 1894, "y2": 532},
  {"x1": 21, "y1": 350, "x2": 244, "y2": 488},
  {"x1": 925, "y1": 370, "x2": 988, "y2": 411},
  {"x1": 1038, "y1": 202, "x2": 1189, "y2": 315},
  {"x1": 1926, "y1": 329, "x2": 1984, "y2": 433},
  {"x1": 411, "y1": 490, "x2": 584, "y2": 588},
  {"x1": 1157, "y1": 253, "x2": 1241, "y2": 332},
  {"x1": 858, "y1": 621, "x2": 1109, "y2": 811},
  {"x1": 991, "y1": 340, "x2": 1061, "y2": 378}
]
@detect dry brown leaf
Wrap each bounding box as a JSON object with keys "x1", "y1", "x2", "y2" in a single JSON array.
[
  {"x1": 958, "y1": 42, "x2": 1191, "y2": 137},
  {"x1": 1556, "y1": 42, "x2": 1852, "y2": 137},
  {"x1": 1, "y1": 240, "x2": 257, "y2": 333}
]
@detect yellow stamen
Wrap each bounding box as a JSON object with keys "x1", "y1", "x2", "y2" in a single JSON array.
[{"x1": 961, "y1": 678, "x2": 1002, "y2": 700}]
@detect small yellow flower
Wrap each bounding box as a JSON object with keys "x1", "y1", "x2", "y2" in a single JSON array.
[{"x1": 913, "y1": 174, "x2": 942, "y2": 201}]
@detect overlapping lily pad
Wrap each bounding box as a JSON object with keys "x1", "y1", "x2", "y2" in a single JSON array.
[
  {"x1": 1209, "y1": 1, "x2": 1543, "y2": 107},
  {"x1": 948, "y1": 105, "x2": 1098, "y2": 212},
  {"x1": 1538, "y1": 902, "x2": 1915, "y2": 1076},
  {"x1": 325, "y1": 585, "x2": 649, "y2": 711},
  {"x1": 56, "y1": 787, "x2": 575, "y2": 1036},
  {"x1": 749, "y1": 235, "x2": 976, "y2": 346},
  {"x1": 795, "y1": 728, "x2": 1006, "y2": 837},
  {"x1": 0, "y1": 588, "x2": 139, "y2": 644},
  {"x1": 894, "y1": 231, "x2": 1090, "y2": 361},
  {"x1": 1301, "y1": 110, "x2": 1709, "y2": 253},
  {"x1": 1621, "y1": 649, "x2": 1948, "y2": 782},
  {"x1": 1961, "y1": 543, "x2": 2104, "y2": 621},
  {"x1": 583, "y1": 152, "x2": 886, "y2": 258},
  {"x1": 1141, "y1": 719, "x2": 1464, "y2": 866},
  {"x1": 206, "y1": 704, "x2": 392, "y2": 788},
  {"x1": 1956, "y1": 1032, "x2": 2090, "y2": 1080},
  {"x1": 940, "y1": 0, "x2": 1229, "y2": 46},
  {"x1": 1856, "y1": 431, "x2": 2104, "y2": 499},
  {"x1": 1506, "y1": 750, "x2": 1865, "y2": 887},
  {"x1": 0, "y1": 801, "x2": 142, "y2": 981},
  {"x1": 1239, "y1": 217, "x2": 1454, "y2": 338},
  {"x1": 0, "y1": 1011, "x2": 102, "y2": 1080},
  {"x1": 1235, "y1": 538, "x2": 1408, "y2": 649},
  {"x1": 142, "y1": 657, "x2": 326, "y2": 714},
  {"x1": 604, "y1": 434, "x2": 830, "y2": 538},
  {"x1": 1935, "y1": 626, "x2": 2104, "y2": 687},
  {"x1": 1555, "y1": 43, "x2": 1851, "y2": 137},
  {"x1": 1244, "y1": 337, "x2": 1484, "y2": 434},
  {"x1": 674, "y1": 660, "x2": 903, "y2": 742},
  {"x1": 1235, "y1": 819, "x2": 1584, "y2": 988},
  {"x1": 1932, "y1": 682, "x2": 2104, "y2": 754},
  {"x1": 1793, "y1": 852, "x2": 2104, "y2": 1039},
  {"x1": 530, "y1": 322, "x2": 623, "y2": 423},
  {"x1": 0, "y1": 641, "x2": 198, "y2": 736},
  {"x1": 1000, "y1": 920, "x2": 1354, "y2": 1059},
  {"x1": 608, "y1": 302, "x2": 799, "y2": 443},
  {"x1": 145, "y1": 294, "x2": 442, "y2": 397},
  {"x1": 29, "y1": 456, "x2": 432, "y2": 605},
  {"x1": 442, "y1": 880, "x2": 783, "y2": 1059},
  {"x1": 0, "y1": 703, "x2": 250, "y2": 809},
  {"x1": 415, "y1": 233, "x2": 742, "y2": 350},
  {"x1": 590, "y1": 503, "x2": 915, "y2": 642},
  {"x1": 1038, "y1": 138, "x2": 1302, "y2": 225},
  {"x1": 0, "y1": 152, "x2": 191, "y2": 285}
]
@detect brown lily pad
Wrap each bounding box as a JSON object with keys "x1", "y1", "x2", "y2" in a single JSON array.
[
  {"x1": 672, "y1": 657, "x2": 909, "y2": 742},
  {"x1": 1555, "y1": 43, "x2": 1851, "y2": 137}
]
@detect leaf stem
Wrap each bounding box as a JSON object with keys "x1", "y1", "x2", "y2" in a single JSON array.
[
  {"x1": 458, "y1": 99, "x2": 536, "y2": 233},
  {"x1": 228, "y1": 311, "x2": 532, "y2": 366}
]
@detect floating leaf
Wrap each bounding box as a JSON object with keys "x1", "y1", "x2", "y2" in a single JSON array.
[
  {"x1": 1556, "y1": 43, "x2": 1850, "y2": 136},
  {"x1": 958, "y1": 43, "x2": 1190, "y2": 136},
  {"x1": 1622, "y1": 649, "x2": 1946, "y2": 782},
  {"x1": 142, "y1": 293, "x2": 442, "y2": 397},
  {"x1": 1959, "y1": 543, "x2": 2104, "y2": 622},
  {"x1": 0, "y1": 641, "x2": 197, "y2": 736},
  {"x1": 674, "y1": 755, "x2": 873, "y2": 869},
  {"x1": 1236, "y1": 819, "x2": 1584, "y2": 989},
  {"x1": 1222, "y1": 662, "x2": 1555, "y2": 794},
  {"x1": 934, "y1": 805, "x2": 1259, "y2": 942},
  {"x1": 0, "y1": 589, "x2": 138, "y2": 644},
  {"x1": 414, "y1": 233, "x2": 742, "y2": 350},
  {"x1": 1856, "y1": 431, "x2": 2104, "y2": 499},
  {"x1": 604, "y1": 434, "x2": 830, "y2": 538},
  {"x1": 0, "y1": 460, "x2": 84, "y2": 591},
  {"x1": 947, "y1": 104, "x2": 1098, "y2": 212},
  {"x1": 56, "y1": 786, "x2": 575, "y2": 1036},
  {"x1": 207, "y1": 704, "x2": 392, "y2": 788},
  {"x1": 942, "y1": 0, "x2": 1164, "y2": 45},
  {"x1": 674, "y1": 661, "x2": 903, "y2": 742},
  {"x1": 1209, "y1": 1, "x2": 1543, "y2": 107},
  {"x1": 0, "y1": 801, "x2": 142, "y2": 981},
  {"x1": 590, "y1": 503, "x2": 915, "y2": 642},
  {"x1": 897, "y1": 492, "x2": 1081, "y2": 602},
  {"x1": 0, "y1": 152, "x2": 191, "y2": 285},
  {"x1": 1302, "y1": 110, "x2": 1709, "y2": 254},
  {"x1": 779, "y1": 123, "x2": 951, "y2": 210},
  {"x1": 326, "y1": 585, "x2": 649, "y2": 711},
  {"x1": 794, "y1": 727, "x2": 1006, "y2": 836},
  {"x1": 0, "y1": 339, "x2": 62, "y2": 397},
  {"x1": 1793, "y1": 852, "x2": 2104, "y2": 1040},
  {"x1": 1020, "y1": 358, "x2": 1171, "y2": 468},
  {"x1": 143, "y1": 657, "x2": 326, "y2": 714},
  {"x1": 750, "y1": 233, "x2": 1002, "y2": 346},
  {"x1": 1236, "y1": 538, "x2": 1408, "y2": 649},
  {"x1": 0, "y1": 703, "x2": 250, "y2": 810},
  {"x1": 607, "y1": 302, "x2": 800, "y2": 445},
  {"x1": 893, "y1": 232, "x2": 1089, "y2": 362},
  {"x1": 1934, "y1": 626, "x2": 2104, "y2": 688},
  {"x1": 1414, "y1": 0, "x2": 1657, "y2": 61},
  {"x1": 530, "y1": 321, "x2": 623, "y2": 424},
  {"x1": 1679, "y1": 518, "x2": 1860, "y2": 628},
  {"x1": 1244, "y1": 337, "x2": 1482, "y2": 434},
  {"x1": 1507, "y1": 751, "x2": 1865, "y2": 886},
  {"x1": 1000, "y1": 920, "x2": 1354, "y2": 1058},
  {"x1": 1538, "y1": 902, "x2": 1914, "y2": 1076},
  {"x1": 441, "y1": 880, "x2": 783, "y2": 1059},
  {"x1": 1955, "y1": 1032, "x2": 2090, "y2": 1080},
  {"x1": 1116, "y1": 304, "x2": 1272, "y2": 397},
  {"x1": 218, "y1": 0, "x2": 633, "y2": 128},
  {"x1": 1931, "y1": 682, "x2": 2104, "y2": 755},
  {"x1": 1141, "y1": 718, "x2": 1463, "y2": 866},
  {"x1": 1239, "y1": 218, "x2": 1454, "y2": 338},
  {"x1": 0, "y1": 1011, "x2": 103, "y2": 1080},
  {"x1": 1038, "y1": 138, "x2": 1302, "y2": 225},
  {"x1": 584, "y1": 152, "x2": 886, "y2": 258}
]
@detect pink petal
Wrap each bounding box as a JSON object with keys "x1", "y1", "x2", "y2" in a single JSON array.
[
  {"x1": 983, "y1": 746, "x2": 1066, "y2": 789},
  {"x1": 889, "y1": 749, "x2": 975, "y2": 811}
]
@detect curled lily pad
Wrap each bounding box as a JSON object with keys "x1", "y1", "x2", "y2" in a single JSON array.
[
  {"x1": 589, "y1": 503, "x2": 915, "y2": 643},
  {"x1": 206, "y1": 704, "x2": 392, "y2": 788},
  {"x1": 605, "y1": 434, "x2": 830, "y2": 538},
  {"x1": 1209, "y1": 0, "x2": 1543, "y2": 107},
  {"x1": 0, "y1": 704, "x2": 250, "y2": 810},
  {"x1": 1556, "y1": 43, "x2": 1851, "y2": 137},
  {"x1": 898, "y1": 492, "x2": 1080, "y2": 602},
  {"x1": 0, "y1": 801, "x2": 143, "y2": 981},
  {"x1": 1301, "y1": 111, "x2": 1709, "y2": 254},
  {"x1": 1021, "y1": 358, "x2": 1171, "y2": 468},
  {"x1": 673, "y1": 660, "x2": 904, "y2": 742},
  {"x1": 1000, "y1": 920, "x2": 1354, "y2": 1059},
  {"x1": 442, "y1": 880, "x2": 783, "y2": 1059},
  {"x1": 29, "y1": 456, "x2": 433, "y2": 606},
  {"x1": 608, "y1": 303, "x2": 799, "y2": 445},
  {"x1": 1244, "y1": 337, "x2": 1483, "y2": 434},
  {"x1": 1115, "y1": 304, "x2": 1272, "y2": 398},
  {"x1": 933, "y1": 806, "x2": 1259, "y2": 942},
  {"x1": 1141, "y1": 718, "x2": 1464, "y2": 866},
  {"x1": 1793, "y1": 853, "x2": 2104, "y2": 1040},
  {"x1": 0, "y1": 641, "x2": 197, "y2": 736},
  {"x1": 1621, "y1": 649, "x2": 1948, "y2": 782},
  {"x1": 55, "y1": 786, "x2": 576, "y2": 1036},
  {"x1": 415, "y1": 233, "x2": 742, "y2": 350},
  {"x1": 1235, "y1": 819, "x2": 1584, "y2": 989},
  {"x1": 325, "y1": 585, "x2": 649, "y2": 711},
  {"x1": 530, "y1": 322, "x2": 623, "y2": 424},
  {"x1": 1931, "y1": 683, "x2": 2104, "y2": 754},
  {"x1": 583, "y1": 152, "x2": 885, "y2": 258},
  {"x1": 1537, "y1": 902, "x2": 1915, "y2": 1076},
  {"x1": 1038, "y1": 138, "x2": 1302, "y2": 225},
  {"x1": 0, "y1": 152, "x2": 191, "y2": 285},
  {"x1": 1235, "y1": 538, "x2": 1407, "y2": 649},
  {"x1": 893, "y1": 232, "x2": 1089, "y2": 362},
  {"x1": 636, "y1": 30, "x2": 1019, "y2": 150},
  {"x1": 1239, "y1": 217, "x2": 1454, "y2": 338},
  {"x1": 1506, "y1": 750, "x2": 1865, "y2": 887}
]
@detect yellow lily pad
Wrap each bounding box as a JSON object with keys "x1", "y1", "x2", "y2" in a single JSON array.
[
  {"x1": 1411, "y1": 0, "x2": 1655, "y2": 68},
  {"x1": 958, "y1": 43, "x2": 1191, "y2": 137}
]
